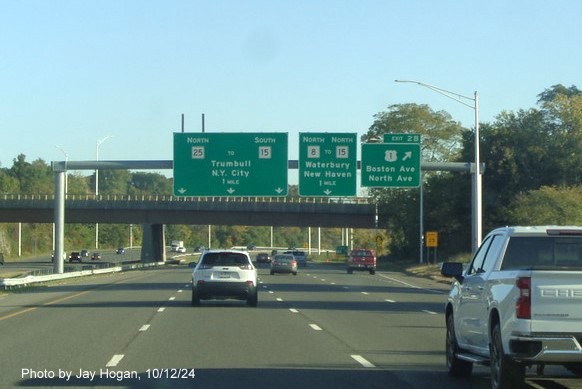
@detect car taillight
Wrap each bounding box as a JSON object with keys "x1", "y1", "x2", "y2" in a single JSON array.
[
  {"x1": 246, "y1": 280, "x2": 255, "y2": 287},
  {"x1": 291, "y1": 260, "x2": 297, "y2": 265},
  {"x1": 516, "y1": 277, "x2": 531, "y2": 319},
  {"x1": 239, "y1": 264, "x2": 253, "y2": 270}
]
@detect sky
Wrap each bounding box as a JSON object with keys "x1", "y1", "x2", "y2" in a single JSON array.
[{"x1": 1, "y1": 0, "x2": 581, "y2": 177}]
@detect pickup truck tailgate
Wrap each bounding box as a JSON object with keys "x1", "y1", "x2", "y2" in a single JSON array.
[{"x1": 532, "y1": 271, "x2": 582, "y2": 332}]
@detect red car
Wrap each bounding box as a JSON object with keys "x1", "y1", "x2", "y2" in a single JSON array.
[{"x1": 347, "y1": 249, "x2": 376, "y2": 275}]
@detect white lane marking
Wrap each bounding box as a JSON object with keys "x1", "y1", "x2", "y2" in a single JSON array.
[
  {"x1": 361, "y1": 292, "x2": 369, "y2": 295},
  {"x1": 321, "y1": 279, "x2": 326, "y2": 282},
  {"x1": 157, "y1": 307, "x2": 165, "y2": 312},
  {"x1": 289, "y1": 308, "x2": 299, "y2": 313},
  {"x1": 423, "y1": 310, "x2": 438, "y2": 315},
  {"x1": 169, "y1": 297, "x2": 176, "y2": 301},
  {"x1": 106, "y1": 354, "x2": 124, "y2": 367},
  {"x1": 185, "y1": 284, "x2": 190, "y2": 287},
  {"x1": 331, "y1": 282, "x2": 336, "y2": 285},
  {"x1": 343, "y1": 286, "x2": 350, "y2": 290},
  {"x1": 139, "y1": 324, "x2": 151, "y2": 332},
  {"x1": 276, "y1": 298, "x2": 283, "y2": 302},
  {"x1": 309, "y1": 324, "x2": 322, "y2": 331},
  {"x1": 385, "y1": 299, "x2": 396, "y2": 303},
  {"x1": 177, "y1": 290, "x2": 183, "y2": 293},
  {"x1": 351, "y1": 354, "x2": 376, "y2": 368},
  {"x1": 269, "y1": 291, "x2": 274, "y2": 294},
  {"x1": 262, "y1": 285, "x2": 268, "y2": 289},
  {"x1": 377, "y1": 273, "x2": 445, "y2": 294}
]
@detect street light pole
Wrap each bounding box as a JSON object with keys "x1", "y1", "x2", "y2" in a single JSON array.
[
  {"x1": 395, "y1": 80, "x2": 482, "y2": 253},
  {"x1": 95, "y1": 135, "x2": 113, "y2": 249}
]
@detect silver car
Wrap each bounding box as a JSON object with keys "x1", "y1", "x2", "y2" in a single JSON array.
[{"x1": 270, "y1": 254, "x2": 298, "y2": 275}]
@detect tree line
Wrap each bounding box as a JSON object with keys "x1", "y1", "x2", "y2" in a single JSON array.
[{"x1": 1, "y1": 84, "x2": 581, "y2": 261}]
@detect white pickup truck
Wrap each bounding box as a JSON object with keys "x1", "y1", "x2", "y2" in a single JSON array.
[{"x1": 441, "y1": 226, "x2": 582, "y2": 388}]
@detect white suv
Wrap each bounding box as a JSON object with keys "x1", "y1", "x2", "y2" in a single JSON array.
[{"x1": 191, "y1": 249, "x2": 258, "y2": 307}]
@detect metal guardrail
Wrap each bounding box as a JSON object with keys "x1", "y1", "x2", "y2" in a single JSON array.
[{"x1": 0, "y1": 261, "x2": 165, "y2": 289}]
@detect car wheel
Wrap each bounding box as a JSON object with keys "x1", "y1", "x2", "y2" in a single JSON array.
[
  {"x1": 347, "y1": 268, "x2": 353, "y2": 274},
  {"x1": 490, "y1": 322, "x2": 524, "y2": 389},
  {"x1": 369, "y1": 269, "x2": 376, "y2": 275},
  {"x1": 270, "y1": 270, "x2": 275, "y2": 275},
  {"x1": 292, "y1": 271, "x2": 297, "y2": 275},
  {"x1": 446, "y1": 313, "x2": 473, "y2": 377},
  {"x1": 247, "y1": 289, "x2": 258, "y2": 307},
  {"x1": 191, "y1": 287, "x2": 200, "y2": 307}
]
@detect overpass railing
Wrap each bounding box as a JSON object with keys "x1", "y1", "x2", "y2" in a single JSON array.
[{"x1": 0, "y1": 193, "x2": 371, "y2": 205}]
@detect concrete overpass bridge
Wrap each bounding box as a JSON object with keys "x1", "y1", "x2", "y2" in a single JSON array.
[
  {"x1": 4, "y1": 156, "x2": 379, "y2": 273},
  {"x1": 0, "y1": 194, "x2": 374, "y2": 228}
]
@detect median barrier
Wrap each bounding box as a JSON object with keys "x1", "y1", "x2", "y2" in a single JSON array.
[{"x1": 0, "y1": 261, "x2": 164, "y2": 289}]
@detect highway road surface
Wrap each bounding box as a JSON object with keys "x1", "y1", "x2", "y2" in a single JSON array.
[{"x1": 0, "y1": 263, "x2": 580, "y2": 388}]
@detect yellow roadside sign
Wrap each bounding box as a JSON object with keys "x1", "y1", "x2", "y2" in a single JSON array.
[{"x1": 426, "y1": 231, "x2": 438, "y2": 248}]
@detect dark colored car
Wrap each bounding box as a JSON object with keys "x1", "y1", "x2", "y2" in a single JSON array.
[
  {"x1": 255, "y1": 252, "x2": 271, "y2": 265},
  {"x1": 91, "y1": 252, "x2": 101, "y2": 260},
  {"x1": 270, "y1": 254, "x2": 297, "y2": 275},
  {"x1": 69, "y1": 252, "x2": 82, "y2": 263},
  {"x1": 80, "y1": 249, "x2": 90, "y2": 257},
  {"x1": 116, "y1": 248, "x2": 125, "y2": 254},
  {"x1": 347, "y1": 249, "x2": 376, "y2": 275}
]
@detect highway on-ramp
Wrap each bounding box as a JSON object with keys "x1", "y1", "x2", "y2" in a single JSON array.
[{"x1": 0, "y1": 264, "x2": 580, "y2": 388}]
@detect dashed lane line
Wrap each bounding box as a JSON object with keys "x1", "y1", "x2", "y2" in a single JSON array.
[
  {"x1": 106, "y1": 354, "x2": 124, "y2": 367},
  {"x1": 351, "y1": 354, "x2": 376, "y2": 368}
]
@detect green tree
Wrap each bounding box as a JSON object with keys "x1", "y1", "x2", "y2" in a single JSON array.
[
  {"x1": 9, "y1": 155, "x2": 53, "y2": 194},
  {"x1": 508, "y1": 186, "x2": 582, "y2": 225},
  {"x1": 0, "y1": 168, "x2": 19, "y2": 193},
  {"x1": 129, "y1": 172, "x2": 172, "y2": 196}
]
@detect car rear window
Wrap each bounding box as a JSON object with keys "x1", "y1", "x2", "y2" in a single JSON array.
[
  {"x1": 201, "y1": 252, "x2": 250, "y2": 267},
  {"x1": 501, "y1": 237, "x2": 582, "y2": 270},
  {"x1": 351, "y1": 250, "x2": 372, "y2": 257},
  {"x1": 274, "y1": 255, "x2": 294, "y2": 262}
]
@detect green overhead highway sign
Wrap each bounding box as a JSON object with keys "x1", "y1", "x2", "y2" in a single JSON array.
[
  {"x1": 299, "y1": 132, "x2": 357, "y2": 196},
  {"x1": 361, "y1": 142, "x2": 421, "y2": 188},
  {"x1": 173, "y1": 132, "x2": 288, "y2": 196}
]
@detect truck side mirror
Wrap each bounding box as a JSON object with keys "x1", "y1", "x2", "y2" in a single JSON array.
[{"x1": 441, "y1": 262, "x2": 464, "y2": 283}]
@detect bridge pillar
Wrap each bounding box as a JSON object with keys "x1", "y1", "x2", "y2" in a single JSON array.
[{"x1": 141, "y1": 223, "x2": 166, "y2": 263}]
